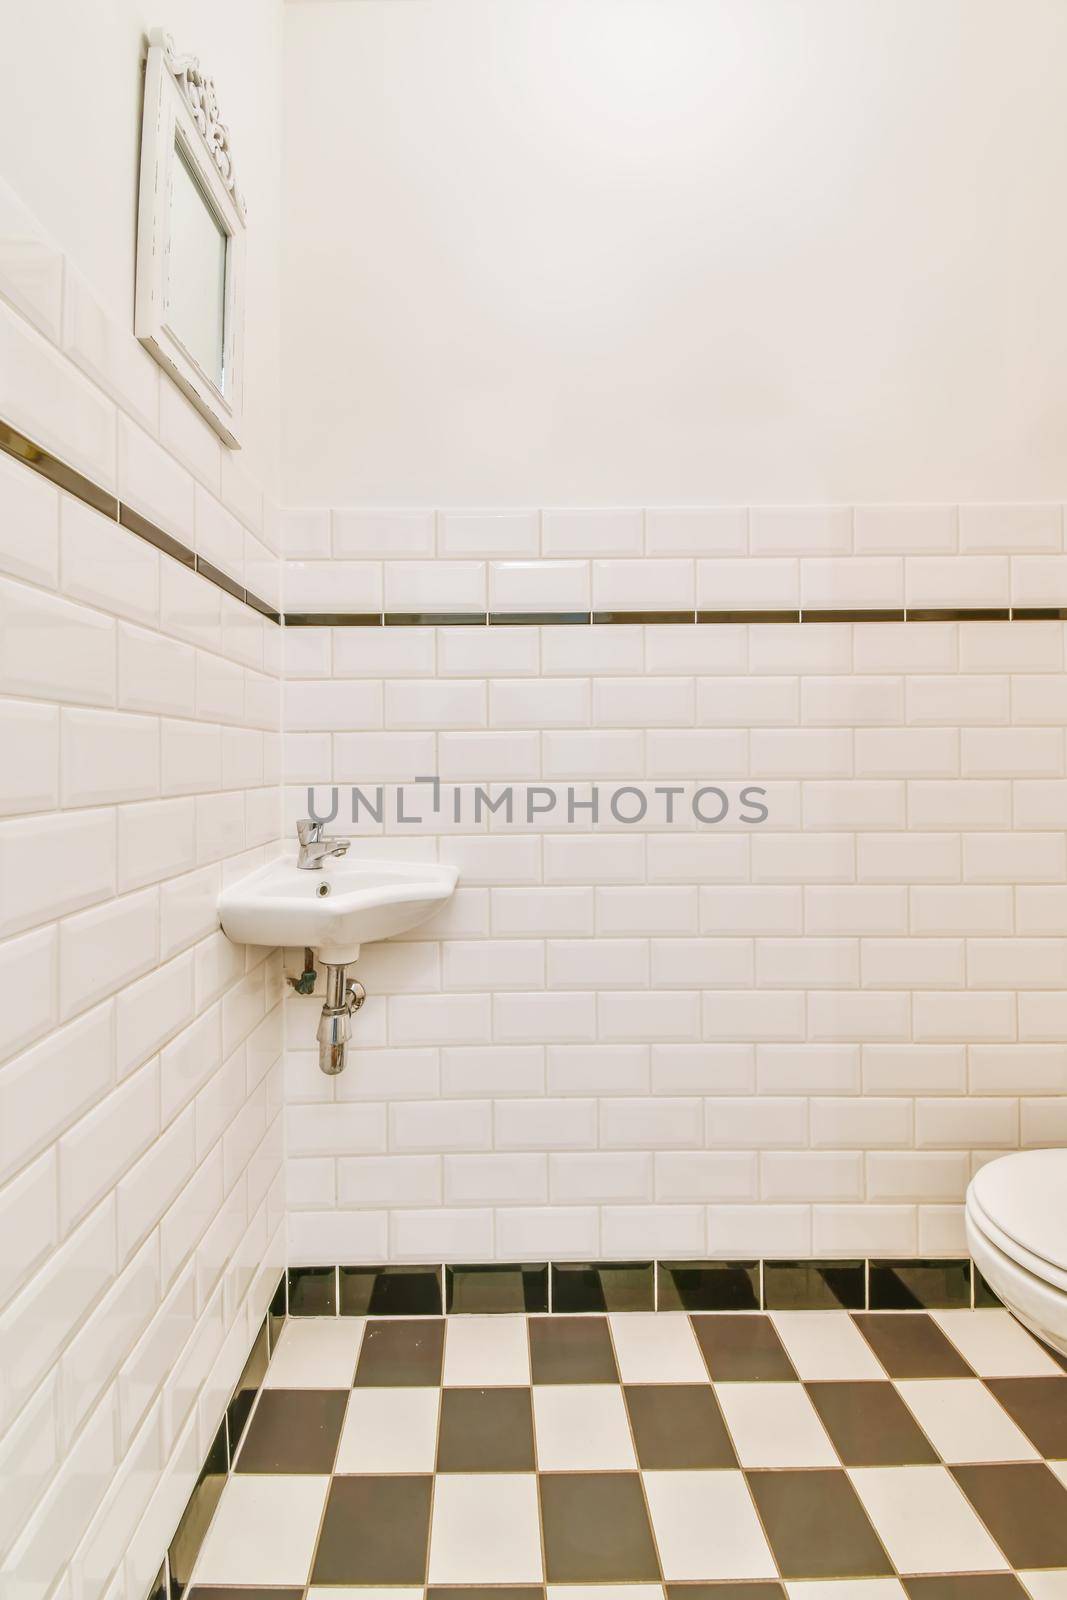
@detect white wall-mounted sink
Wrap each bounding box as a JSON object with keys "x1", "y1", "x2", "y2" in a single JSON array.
[{"x1": 218, "y1": 855, "x2": 459, "y2": 963}]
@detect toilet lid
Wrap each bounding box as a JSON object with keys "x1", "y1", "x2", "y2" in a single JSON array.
[{"x1": 971, "y1": 1148, "x2": 1067, "y2": 1275}]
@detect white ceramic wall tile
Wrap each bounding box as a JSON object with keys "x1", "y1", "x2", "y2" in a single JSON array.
[
  {"x1": 592, "y1": 559, "x2": 694, "y2": 611},
  {"x1": 0, "y1": 449, "x2": 60, "y2": 588},
  {"x1": 645, "y1": 508, "x2": 747, "y2": 557},
  {"x1": 542, "y1": 509, "x2": 644, "y2": 557},
  {"x1": 0, "y1": 224, "x2": 283, "y2": 1600},
  {"x1": 489, "y1": 560, "x2": 590, "y2": 613},
  {"x1": 0, "y1": 577, "x2": 116, "y2": 707},
  {"x1": 0, "y1": 300, "x2": 117, "y2": 489},
  {"x1": 0, "y1": 177, "x2": 63, "y2": 340},
  {"x1": 440, "y1": 510, "x2": 539, "y2": 558}
]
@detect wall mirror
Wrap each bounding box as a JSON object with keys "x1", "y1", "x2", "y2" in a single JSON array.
[{"x1": 135, "y1": 28, "x2": 246, "y2": 448}]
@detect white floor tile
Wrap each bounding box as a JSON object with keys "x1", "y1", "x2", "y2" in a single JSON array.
[
  {"x1": 533, "y1": 1384, "x2": 636, "y2": 1470},
  {"x1": 263, "y1": 1318, "x2": 365, "y2": 1389},
  {"x1": 786, "y1": 1585, "x2": 907, "y2": 1600},
  {"x1": 770, "y1": 1311, "x2": 885, "y2": 1380},
  {"x1": 897, "y1": 1378, "x2": 1040, "y2": 1462},
  {"x1": 931, "y1": 1310, "x2": 1062, "y2": 1376},
  {"x1": 848, "y1": 1465, "x2": 1009, "y2": 1574},
  {"x1": 443, "y1": 1315, "x2": 530, "y2": 1386},
  {"x1": 334, "y1": 1387, "x2": 440, "y2": 1473},
  {"x1": 643, "y1": 1469, "x2": 777, "y2": 1581},
  {"x1": 1050, "y1": 1461, "x2": 1067, "y2": 1489},
  {"x1": 191, "y1": 1475, "x2": 329, "y2": 1585},
  {"x1": 1021, "y1": 1574, "x2": 1067, "y2": 1599},
  {"x1": 428, "y1": 1473, "x2": 542, "y2": 1584},
  {"x1": 715, "y1": 1381, "x2": 838, "y2": 1468},
  {"x1": 608, "y1": 1313, "x2": 708, "y2": 1384}
]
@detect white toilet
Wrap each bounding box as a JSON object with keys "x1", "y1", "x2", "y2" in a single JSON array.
[{"x1": 966, "y1": 1147, "x2": 1067, "y2": 1359}]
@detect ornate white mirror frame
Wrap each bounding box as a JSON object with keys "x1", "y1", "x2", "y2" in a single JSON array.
[{"x1": 135, "y1": 28, "x2": 247, "y2": 449}]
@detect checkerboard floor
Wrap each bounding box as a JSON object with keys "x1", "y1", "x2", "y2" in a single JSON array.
[{"x1": 187, "y1": 1308, "x2": 1067, "y2": 1597}]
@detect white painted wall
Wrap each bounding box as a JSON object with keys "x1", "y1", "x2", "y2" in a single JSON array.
[
  {"x1": 0, "y1": 0, "x2": 282, "y2": 494},
  {"x1": 282, "y1": 0, "x2": 1067, "y2": 506}
]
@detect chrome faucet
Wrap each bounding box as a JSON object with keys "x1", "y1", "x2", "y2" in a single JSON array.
[{"x1": 296, "y1": 818, "x2": 351, "y2": 871}]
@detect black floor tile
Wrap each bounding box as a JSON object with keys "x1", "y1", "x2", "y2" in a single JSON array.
[
  {"x1": 806, "y1": 1380, "x2": 939, "y2": 1466},
  {"x1": 763, "y1": 1260, "x2": 865, "y2": 1310},
  {"x1": 665, "y1": 1590, "x2": 783, "y2": 1600},
  {"x1": 747, "y1": 1469, "x2": 893, "y2": 1580},
  {"x1": 540, "y1": 1472, "x2": 660, "y2": 1582},
  {"x1": 447, "y1": 1262, "x2": 549, "y2": 1314},
  {"x1": 690, "y1": 1314, "x2": 796, "y2": 1380},
  {"x1": 624, "y1": 1384, "x2": 737, "y2": 1468},
  {"x1": 312, "y1": 1474, "x2": 433, "y2": 1584},
  {"x1": 868, "y1": 1258, "x2": 971, "y2": 1310},
  {"x1": 427, "y1": 1591, "x2": 544, "y2": 1600},
  {"x1": 852, "y1": 1313, "x2": 973, "y2": 1378},
  {"x1": 551, "y1": 1260, "x2": 654, "y2": 1312},
  {"x1": 658, "y1": 1260, "x2": 759, "y2": 1311},
  {"x1": 341, "y1": 1263, "x2": 443, "y2": 1315},
  {"x1": 234, "y1": 1389, "x2": 347, "y2": 1473},
  {"x1": 902, "y1": 1579, "x2": 1028, "y2": 1599},
  {"x1": 354, "y1": 1318, "x2": 446, "y2": 1386},
  {"x1": 985, "y1": 1375, "x2": 1067, "y2": 1457},
  {"x1": 952, "y1": 1461, "x2": 1067, "y2": 1568},
  {"x1": 529, "y1": 1315, "x2": 618, "y2": 1383},
  {"x1": 436, "y1": 1386, "x2": 536, "y2": 1472},
  {"x1": 286, "y1": 1265, "x2": 335, "y2": 1316},
  {"x1": 189, "y1": 1592, "x2": 305, "y2": 1600}
]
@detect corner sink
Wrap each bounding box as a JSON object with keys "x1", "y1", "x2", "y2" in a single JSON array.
[{"x1": 218, "y1": 854, "x2": 459, "y2": 964}]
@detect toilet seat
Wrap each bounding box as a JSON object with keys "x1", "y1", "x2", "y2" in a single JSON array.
[
  {"x1": 971, "y1": 1147, "x2": 1067, "y2": 1276},
  {"x1": 966, "y1": 1148, "x2": 1067, "y2": 1358}
]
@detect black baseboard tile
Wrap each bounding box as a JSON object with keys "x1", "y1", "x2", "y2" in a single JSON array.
[
  {"x1": 287, "y1": 1264, "x2": 337, "y2": 1316},
  {"x1": 552, "y1": 1260, "x2": 654, "y2": 1313},
  {"x1": 658, "y1": 1260, "x2": 760, "y2": 1311},
  {"x1": 268, "y1": 1275, "x2": 287, "y2": 1348},
  {"x1": 446, "y1": 1262, "x2": 549, "y2": 1314},
  {"x1": 973, "y1": 1267, "x2": 1003, "y2": 1309},
  {"x1": 868, "y1": 1257, "x2": 972, "y2": 1310},
  {"x1": 226, "y1": 1317, "x2": 270, "y2": 1460},
  {"x1": 167, "y1": 1420, "x2": 228, "y2": 1599},
  {"x1": 340, "y1": 1263, "x2": 443, "y2": 1316},
  {"x1": 763, "y1": 1259, "x2": 866, "y2": 1311}
]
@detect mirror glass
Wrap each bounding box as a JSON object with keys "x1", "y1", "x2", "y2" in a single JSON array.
[{"x1": 166, "y1": 137, "x2": 228, "y2": 390}]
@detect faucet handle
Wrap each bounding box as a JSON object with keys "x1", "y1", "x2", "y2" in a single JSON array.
[{"x1": 297, "y1": 818, "x2": 324, "y2": 846}]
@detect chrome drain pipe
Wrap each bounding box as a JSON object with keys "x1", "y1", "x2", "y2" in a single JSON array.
[{"x1": 316, "y1": 962, "x2": 367, "y2": 1075}]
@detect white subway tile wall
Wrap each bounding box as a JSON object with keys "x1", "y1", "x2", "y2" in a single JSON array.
[
  {"x1": 0, "y1": 183, "x2": 285, "y2": 1600},
  {"x1": 284, "y1": 502, "x2": 1067, "y2": 1271}
]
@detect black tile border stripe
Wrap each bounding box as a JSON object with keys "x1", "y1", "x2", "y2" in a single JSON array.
[
  {"x1": 6, "y1": 416, "x2": 1067, "y2": 634},
  {"x1": 284, "y1": 605, "x2": 1067, "y2": 627},
  {"x1": 120, "y1": 502, "x2": 196, "y2": 568},
  {"x1": 284, "y1": 1256, "x2": 994, "y2": 1316},
  {"x1": 0, "y1": 417, "x2": 281, "y2": 625}
]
